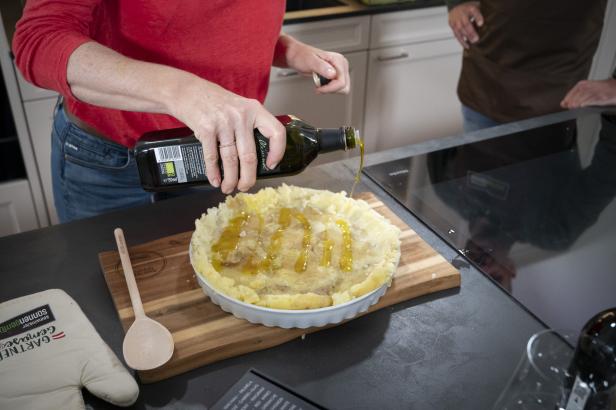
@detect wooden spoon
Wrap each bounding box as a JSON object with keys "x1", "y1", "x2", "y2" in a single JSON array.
[{"x1": 114, "y1": 228, "x2": 174, "y2": 371}]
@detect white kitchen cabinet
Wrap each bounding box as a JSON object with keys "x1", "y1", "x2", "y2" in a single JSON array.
[
  {"x1": 364, "y1": 8, "x2": 463, "y2": 152},
  {"x1": 0, "y1": 179, "x2": 39, "y2": 237},
  {"x1": 282, "y1": 15, "x2": 370, "y2": 53},
  {"x1": 0, "y1": 13, "x2": 48, "y2": 235},
  {"x1": 370, "y1": 6, "x2": 453, "y2": 48},
  {"x1": 23, "y1": 97, "x2": 58, "y2": 224},
  {"x1": 364, "y1": 38, "x2": 463, "y2": 152},
  {"x1": 265, "y1": 51, "x2": 367, "y2": 165}
]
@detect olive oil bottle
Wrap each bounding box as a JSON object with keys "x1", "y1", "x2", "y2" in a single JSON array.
[{"x1": 135, "y1": 115, "x2": 361, "y2": 191}]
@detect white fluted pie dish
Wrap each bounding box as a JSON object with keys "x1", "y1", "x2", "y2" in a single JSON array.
[
  {"x1": 188, "y1": 185, "x2": 401, "y2": 328},
  {"x1": 190, "y1": 244, "x2": 390, "y2": 329}
]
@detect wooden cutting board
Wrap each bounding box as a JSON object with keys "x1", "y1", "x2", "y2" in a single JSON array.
[{"x1": 99, "y1": 192, "x2": 460, "y2": 383}]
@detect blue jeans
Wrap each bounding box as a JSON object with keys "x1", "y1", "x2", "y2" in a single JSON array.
[
  {"x1": 461, "y1": 105, "x2": 501, "y2": 133},
  {"x1": 51, "y1": 102, "x2": 152, "y2": 223}
]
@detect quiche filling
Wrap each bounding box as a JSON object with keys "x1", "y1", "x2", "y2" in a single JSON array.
[{"x1": 191, "y1": 185, "x2": 401, "y2": 310}]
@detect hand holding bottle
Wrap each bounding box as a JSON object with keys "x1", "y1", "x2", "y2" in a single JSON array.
[
  {"x1": 135, "y1": 116, "x2": 360, "y2": 192},
  {"x1": 65, "y1": 42, "x2": 286, "y2": 194},
  {"x1": 170, "y1": 77, "x2": 286, "y2": 193}
]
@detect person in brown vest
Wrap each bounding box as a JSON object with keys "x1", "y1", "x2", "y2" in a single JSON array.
[{"x1": 446, "y1": 0, "x2": 608, "y2": 132}]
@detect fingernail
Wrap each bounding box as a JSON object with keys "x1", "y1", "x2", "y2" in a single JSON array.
[
  {"x1": 326, "y1": 66, "x2": 336, "y2": 75},
  {"x1": 267, "y1": 161, "x2": 279, "y2": 170},
  {"x1": 211, "y1": 178, "x2": 220, "y2": 188}
]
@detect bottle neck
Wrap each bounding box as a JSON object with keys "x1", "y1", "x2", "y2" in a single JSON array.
[{"x1": 317, "y1": 127, "x2": 359, "y2": 153}]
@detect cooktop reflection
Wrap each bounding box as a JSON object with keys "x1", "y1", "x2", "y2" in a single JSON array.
[{"x1": 364, "y1": 110, "x2": 616, "y2": 331}]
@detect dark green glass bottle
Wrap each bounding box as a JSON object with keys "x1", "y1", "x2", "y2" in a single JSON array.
[
  {"x1": 135, "y1": 115, "x2": 360, "y2": 191},
  {"x1": 563, "y1": 308, "x2": 616, "y2": 410}
]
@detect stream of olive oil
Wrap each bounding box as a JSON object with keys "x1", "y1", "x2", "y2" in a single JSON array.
[{"x1": 349, "y1": 136, "x2": 365, "y2": 198}]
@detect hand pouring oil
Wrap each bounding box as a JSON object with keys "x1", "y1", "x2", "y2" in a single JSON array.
[{"x1": 135, "y1": 115, "x2": 362, "y2": 192}]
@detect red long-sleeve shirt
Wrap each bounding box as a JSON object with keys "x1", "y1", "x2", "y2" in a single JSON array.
[{"x1": 13, "y1": 0, "x2": 285, "y2": 147}]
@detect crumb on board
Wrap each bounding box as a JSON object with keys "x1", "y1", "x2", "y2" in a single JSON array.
[{"x1": 431, "y1": 273, "x2": 437, "y2": 279}]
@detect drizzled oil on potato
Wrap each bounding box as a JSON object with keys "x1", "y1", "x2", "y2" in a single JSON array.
[{"x1": 211, "y1": 208, "x2": 352, "y2": 275}]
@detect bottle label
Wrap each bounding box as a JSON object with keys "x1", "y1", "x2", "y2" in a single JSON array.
[
  {"x1": 565, "y1": 375, "x2": 591, "y2": 410},
  {"x1": 153, "y1": 142, "x2": 206, "y2": 185}
]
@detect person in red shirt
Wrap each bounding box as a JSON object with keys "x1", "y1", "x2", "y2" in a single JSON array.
[{"x1": 12, "y1": 1, "x2": 350, "y2": 222}]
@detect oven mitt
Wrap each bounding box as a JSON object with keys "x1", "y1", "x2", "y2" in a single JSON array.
[{"x1": 0, "y1": 289, "x2": 139, "y2": 409}]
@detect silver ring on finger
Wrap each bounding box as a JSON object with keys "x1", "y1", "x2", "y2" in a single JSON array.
[{"x1": 218, "y1": 141, "x2": 236, "y2": 149}]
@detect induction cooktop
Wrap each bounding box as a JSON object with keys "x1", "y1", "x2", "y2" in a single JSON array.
[{"x1": 364, "y1": 110, "x2": 616, "y2": 331}]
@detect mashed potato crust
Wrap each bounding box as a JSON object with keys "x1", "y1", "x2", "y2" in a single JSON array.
[{"x1": 191, "y1": 185, "x2": 401, "y2": 310}]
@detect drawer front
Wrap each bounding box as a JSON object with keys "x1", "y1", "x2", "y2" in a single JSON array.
[
  {"x1": 13, "y1": 61, "x2": 58, "y2": 101},
  {"x1": 370, "y1": 36, "x2": 461, "y2": 64},
  {"x1": 370, "y1": 6, "x2": 452, "y2": 49},
  {"x1": 283, "y1": 16, "x2": 370, "y2": 53}
]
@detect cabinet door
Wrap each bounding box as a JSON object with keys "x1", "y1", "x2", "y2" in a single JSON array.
[
  {"x1": 0, "y1": 179, "x2": 39, "y2": 237},
  {"x1": 364, "y1": 38, "x2": 463, "y2": 152},
  {"x1": 282, "y1": 16, "x2": 370, "y2": 53},
  {"x1": 370, "y1": 6, "x2": 452, "y2": 49},
  {"x1": 264, "y1": 50, "x2": 367, "y2": 165},
  {"x1": 24, "y1": 97, "x2": 58, "y2": 224}
]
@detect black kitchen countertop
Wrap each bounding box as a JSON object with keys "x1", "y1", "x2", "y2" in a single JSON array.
[{"x1": 0, "y1": 111, "x2": 591, "y2": 409}]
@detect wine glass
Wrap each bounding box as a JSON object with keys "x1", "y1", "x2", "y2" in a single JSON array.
[{"x1": 492, "y1": 329, "x2": 576, "y2": 410}]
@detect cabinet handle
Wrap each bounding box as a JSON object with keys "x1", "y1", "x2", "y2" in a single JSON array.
[
  {"x1": 377, "y1": 52, "x2": 410, "y2": 62},
  {"x1": 277, "y1": 70, "x2": 299, "y2": 78}
]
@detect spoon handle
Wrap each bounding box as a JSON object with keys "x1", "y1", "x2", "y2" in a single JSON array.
[{"x1": 114, "y1": 228, "x2": 146, "y2": 319}]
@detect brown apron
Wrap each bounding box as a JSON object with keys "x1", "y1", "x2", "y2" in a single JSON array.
[{"x1": 458, "y1": 0, "x2": 607, "y2": 123}]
